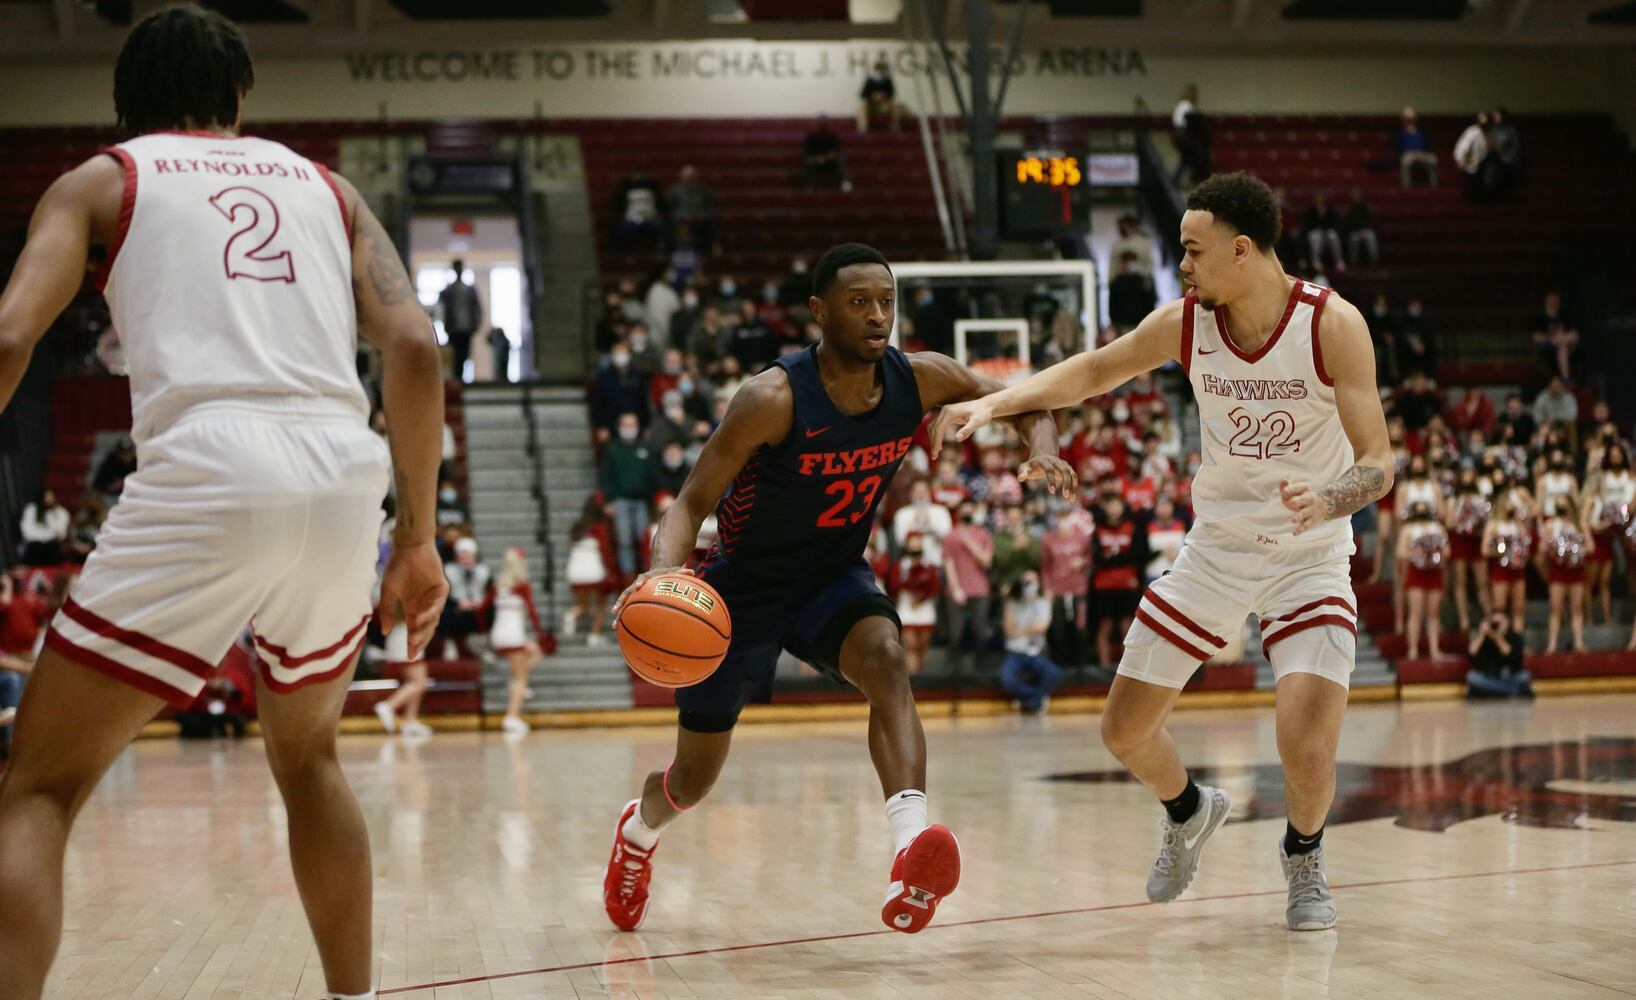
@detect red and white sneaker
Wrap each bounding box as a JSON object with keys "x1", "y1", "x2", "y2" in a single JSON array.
[
  {"x1": 603, "y1": 800, "x2": 657, "y2": 931},
  {"x1": 880, "y1": 824, "x2": 961, "y2": 933}
]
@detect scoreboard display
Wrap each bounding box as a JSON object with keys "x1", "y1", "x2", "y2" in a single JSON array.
[{"x1": 997, "y1": 148, "x2": 1092, "y2": 239}]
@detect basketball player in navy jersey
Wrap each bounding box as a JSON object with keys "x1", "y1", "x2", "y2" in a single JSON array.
[
  {"x1": 0, "y1": 9, "x2": 447, "y2": 999},
  {"x1": 603, "y1": 243, "x2": 1074, "y2": 934}
]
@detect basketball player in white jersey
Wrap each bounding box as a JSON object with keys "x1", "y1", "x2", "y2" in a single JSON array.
[
  {"x1": 933, "y1": 173, "x2": 1392, "y2": 931},
  {"x1": 0, "y1": 9, "x2": 448, "y2": 998}
]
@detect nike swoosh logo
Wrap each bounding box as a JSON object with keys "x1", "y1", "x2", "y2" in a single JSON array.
[
  {"x1": 1197, "y1": 348, "x2": 1219, "y2": 355},
  {"x1": 806, "y1": 427, "x2": 830, "y2": 438},
  {"x1": 1182, "y1": 802, "x2": 1214, "y2": 849}
]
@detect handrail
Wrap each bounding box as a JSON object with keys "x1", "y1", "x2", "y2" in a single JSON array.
[
  {"x1": 520, "y1": 383, "x2": 557, "y2": 621},
  {"x1": 1132, "y1": 97, "x2": 1186, "y2": 269}
]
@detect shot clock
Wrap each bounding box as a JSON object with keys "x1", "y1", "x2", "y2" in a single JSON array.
[{"x1": 997, "y1": 148, "x2": 1091, "y2": 239}]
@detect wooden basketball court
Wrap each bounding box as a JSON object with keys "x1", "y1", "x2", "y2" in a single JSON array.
[{"x1": 42, "y1": 692, "x2": 1636, "y2": 999}]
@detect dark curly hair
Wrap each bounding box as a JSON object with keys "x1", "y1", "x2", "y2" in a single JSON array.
[
  {"x1": 114, "y1": 4, "x2": 254, "y2": 135},
  {"x1": 1185, "y1": 172, "x2": 1280, "y2": 251},
  {"x1": 813, "y1": 242, "x2": 892, "y2": 297}
]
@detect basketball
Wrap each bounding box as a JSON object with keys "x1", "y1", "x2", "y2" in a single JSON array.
[{"x1": 617, "y1": 573, "x2": 732, "y2": 688}]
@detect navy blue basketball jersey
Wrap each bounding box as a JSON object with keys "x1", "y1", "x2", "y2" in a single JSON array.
[{"x1": 714, "y1": 345, "x2": 924, "y2": 582}]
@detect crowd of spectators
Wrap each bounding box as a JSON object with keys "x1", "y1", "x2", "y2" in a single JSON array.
[
  {"x1": 576, "y1": 238, "x2": 1632, "y2": 712},
  {"x1": 1395, "y1": 104, "x2": 1523, "y2": 202},
  {"x1": 1367, "y1": 367, "x2": 1635, "y2": 679}
]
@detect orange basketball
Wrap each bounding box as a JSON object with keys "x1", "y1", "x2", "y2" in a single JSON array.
[{"x1": 617, "y1": 573, "x2": 732, "y2": 688}]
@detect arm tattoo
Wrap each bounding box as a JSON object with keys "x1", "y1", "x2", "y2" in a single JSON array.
[
  {"x1": 393, "y1": 469, "x2": 417, "y2": 535},
  {"x1": 358, "y1": 215, "x2": 414, "y2": 305},
  {"x1": 1318, "y1": 464, "x2": 1387, "y2": 520}
]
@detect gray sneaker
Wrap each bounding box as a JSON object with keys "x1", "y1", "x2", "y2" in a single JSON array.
[
  {"x1": 1279, "y1": 839, "x2": 1338, "y2": 930},
  {"x1": 1145, "y1": 785, "x2": 1231, "y2": 903}
]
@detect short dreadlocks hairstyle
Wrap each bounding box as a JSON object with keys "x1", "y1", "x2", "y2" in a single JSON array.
[
  {"x1": 114, "y1": 4, "x2": 254, "y2": 136},
  {"x1": 1185, "y1": 172, "x2": 1280, "y2": 251},
  {"x1": 813, "y1": 243, "x2": 892, "y2": 297}
]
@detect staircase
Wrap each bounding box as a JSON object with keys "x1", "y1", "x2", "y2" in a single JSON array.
[{"x1": 461, "y1": 383, "x2": 634, "y2": 712}]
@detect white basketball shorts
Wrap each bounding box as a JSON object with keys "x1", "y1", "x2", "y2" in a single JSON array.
[
  {"x1": 1119, "y1": 521, "x2": 1358, "y2": 690},
  {"x1": 44, "y1": 400, "x2": 389, "y2": 708}
]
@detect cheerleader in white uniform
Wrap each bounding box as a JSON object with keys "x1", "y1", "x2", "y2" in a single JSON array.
[
  {"x1": 1392, "y1": 454, "x2": 1443, "y2": 633},
  {"x1": 1396, "y1": 501, "x2": 1449, "y2": 660},
  {"x1": 1536, "y1": 497, "x2": 1591, "y2": 654},
  {"x1": 564, "y1": 497, "x2": 612, "y2": 646},
  {"x1": 1446, "y1": 467, "x2": 1492, "y2": 632},
  {"x1": 485, "y1": 548, "x2": 547, "y2": 735},
  {"x1": 1580, "y1": 443, "x2": 1633, "y2": 626}
]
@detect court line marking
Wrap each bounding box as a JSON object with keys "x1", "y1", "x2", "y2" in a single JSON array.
[{"x1": 376, "y1": 858, "x2": 1636, "y2": 995}]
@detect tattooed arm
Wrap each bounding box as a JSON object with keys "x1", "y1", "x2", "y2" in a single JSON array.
[
  {"x1": 1280, "y1": 296, "x2": 1395, "y2": 535},
  {"x1": 337, "y1": 172, "x2": 449, "y2": 656}
]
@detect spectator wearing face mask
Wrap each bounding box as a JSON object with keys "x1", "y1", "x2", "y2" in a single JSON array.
[
  {"x1": 893, "y1": 480, "x2": 953, "y2": 566},
  {"x1": 670, "y1": 286, "x2": 702, "y2": 347},
  {"x1": 602, "y1": 412, "x2": 655, "y2": 576},
  {"x1": 441, "y1": 537, "x2": 492, "y2": 656},
  {"x1": 727, "y1": 299, "x2": 776, "y2": 371},
  {"x1": 1090, "y1": 494, "x2": 1146, "y2": 668},
  {"x1": 941, "y1": 499, "x2": 994, "y2": 677},
  {"x1": 893, "y1": 535, "x2": 940, "y2": 675},
  {"x1": 646, "y1": 389, "x2": 693, "y2": 454},
  {"x1": 589, "y1": 343, "x2": 651, "y2": 445},
  {"x1": 1000, "y1": 571, "x2": 1060, "y2": 714},
  {"x1": 712, "y1": 274, "x2": 743, "y2": 317},
  {"x1": 991, "y1": 504, "x2": 1041, "y2": 595},
  {"x1": 435, "y1": 477, "x2": 468, "y2": 529},
  {"x1": 1039, "y1": 505, "x2": 1091, "y2": 668},
  {"x1": 685, "y1": 419, "x2": 714, "y2": 467},
  {"x1": 651, "y1": 440, "x2": 691, "y2": 497}
]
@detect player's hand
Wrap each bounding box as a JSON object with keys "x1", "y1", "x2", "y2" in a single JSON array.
[
  {"x1": 1018, "y1": 455, "x2": 1078, "y2": 496},
  {"x1": 1280, "y1": 479, "x2": 1328, "y2": 536},
  {"x1": 611, "y1": 565, "x2": 693, "y2": 623},
  {"x1": 929, "y1": 398, "x2": 995, "y2": 458},
  {"x1": 379, "y1": 541, "x2": 450, "y2": 661}
]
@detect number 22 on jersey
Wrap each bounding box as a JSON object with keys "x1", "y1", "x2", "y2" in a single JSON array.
[
  {"x1": 1228, "y1": 407, "x2": 1301, "y2": 460},
  {"x1": 210, "y1": 186, "x2": 296, "y2": 283}
]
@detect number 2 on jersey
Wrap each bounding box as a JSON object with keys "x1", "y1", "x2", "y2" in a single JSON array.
[
  {"x1": 817, "y1": 475, "x2": 883, "y2": 528},
  {"x1": 1227, "y1": 407, "x2": 1301, "y2": 460},
  {"x1": 210, "y1": 187, "x2": 295, "y2": 283}
]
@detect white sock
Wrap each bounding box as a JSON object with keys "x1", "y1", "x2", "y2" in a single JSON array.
[
  {"x1": 885, "y1": 789, "x2": 928, "y2": 854},
  {"x1": 330, "y1": 993, "x2": 374, "y2": 1000},
  {"x1": 621, "y1": 802, "x2": 662, "y2": 850}
]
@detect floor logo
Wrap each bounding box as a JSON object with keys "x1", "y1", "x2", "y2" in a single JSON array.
[{"x1": 1044, "y1": 737, "x2": 1636, "y2": 832}]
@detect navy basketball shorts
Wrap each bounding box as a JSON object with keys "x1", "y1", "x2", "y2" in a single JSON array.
[{"x1": 675, "y1": 556, "x2": 900, "y2": 733}]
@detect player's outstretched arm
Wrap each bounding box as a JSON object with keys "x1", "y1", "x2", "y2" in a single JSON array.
[
  {"x1": 611, "y1": 370, "x2": 792, "y2": 619},
  {"x1": 911, "y1": 352, "x2": 1076, "y2": 495},
  {"x1": 336, "y1": 173, "x2": 449, "y2": 657},
  {"x1": 928, "y1": 298, "x2": 1184, "y2": 454},
  {"x1": 0, "y1": 157, "x2": 122, "y2": 414},
  {"x1": 1280, "y1": 296, "x2": 1396, "y2": 536}
]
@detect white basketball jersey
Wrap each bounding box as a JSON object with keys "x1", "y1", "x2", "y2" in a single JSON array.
[
  {"x1": 1183, "y1": 280, "x2": 1354, "y2": 549},
  {"x1": 99, "y1": 132, "x2": 368, "y2": 443}
]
